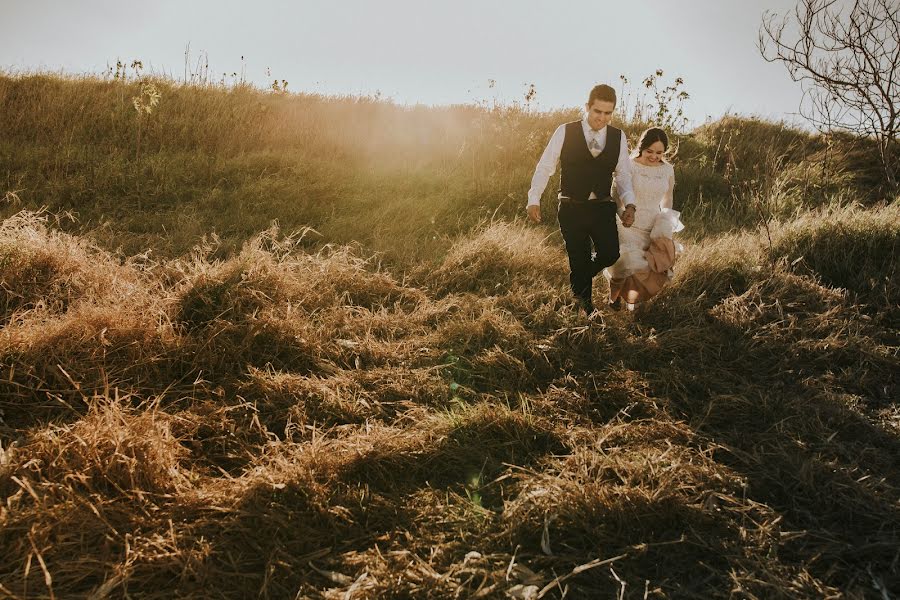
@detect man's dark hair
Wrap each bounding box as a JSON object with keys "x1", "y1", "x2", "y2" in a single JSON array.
[{"x1": 587, "y1": 84, "x2": 617, "y2": 107}]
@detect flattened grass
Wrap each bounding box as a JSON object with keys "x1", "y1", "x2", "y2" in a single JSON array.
[{"x1": 0, "y1": 207, "x2": 897, "y2": 598}]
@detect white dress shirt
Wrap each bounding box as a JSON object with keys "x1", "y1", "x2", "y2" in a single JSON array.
[{"x1": 527, "y1": 117, "x2": 635, "y2": 211}]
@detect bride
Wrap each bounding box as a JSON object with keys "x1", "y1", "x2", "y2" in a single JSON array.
[{"x1": 605, "y1": 127, "x2": 684, "y2": 310}]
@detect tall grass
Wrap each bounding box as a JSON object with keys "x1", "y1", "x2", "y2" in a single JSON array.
[
  {"x1": 1, "y1": 73, "x2": 888, "y2": 264},
  {"x1": 0, "y1": 73, "x2": 569, "y2": 262}
]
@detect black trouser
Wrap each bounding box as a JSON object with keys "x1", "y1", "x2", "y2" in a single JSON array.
[{"x1": 557, "y1": 200, "x2": 620, "y2": 306}]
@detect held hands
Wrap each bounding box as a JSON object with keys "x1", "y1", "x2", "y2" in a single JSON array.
[
  {"x1": 527, "y1": 205, "x2": 542, "y2": 223},
  {"x1": 621, "y1": 205, "x2": 636, "y2": 228}
]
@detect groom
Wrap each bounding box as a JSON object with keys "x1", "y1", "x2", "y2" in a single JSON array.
[{"x1": 527, "y1": 83, "x2": 636, "y2": 314}]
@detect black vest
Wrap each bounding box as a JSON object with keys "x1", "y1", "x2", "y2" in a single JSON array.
[{"x1": 559, "y1": 121, "x2": 622, "y2": 203}]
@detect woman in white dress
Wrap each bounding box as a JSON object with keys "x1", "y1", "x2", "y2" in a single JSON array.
[{"x1": 605, "y1": 127, "x2": 684, "y2": 309}]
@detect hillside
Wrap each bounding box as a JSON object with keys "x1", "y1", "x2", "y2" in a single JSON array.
[
  {"x1": 0, "y1": 74, "x2": 884, "y2": 263},
  {"x1": 0, "y1": 73, "x2": 898, "y2": 599}
]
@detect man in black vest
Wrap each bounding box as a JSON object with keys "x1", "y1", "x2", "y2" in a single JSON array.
[{"x1": 527, "y1": 84, "x2": 636, "y2": 314}]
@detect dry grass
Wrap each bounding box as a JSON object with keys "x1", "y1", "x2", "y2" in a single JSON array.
[
  {"x1": 770, "y1": 203, "x2": 899, "y2": 315},
  {"x1": 3, "y1": 73, "x2": 888, "y2": 266},
  {"x1": 0, "y1": 71, "x2": 897, "y2": 598},
  {"x1": 0, "y1": 203, "x2": 896, "y2": 598},
  {"x1": 0, "y1": 212, "x2": 145, "y2": 323},
  {"x1": 422, "y1": 220, "x2": 567, "y2": 297}
]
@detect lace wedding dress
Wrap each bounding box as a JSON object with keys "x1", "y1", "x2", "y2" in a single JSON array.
[{"x1": 605, "y1": 159, "x2": 683, "y2": 305}]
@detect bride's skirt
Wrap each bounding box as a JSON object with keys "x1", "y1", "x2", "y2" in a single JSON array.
[{"x1": 605, "y1": 209, "x2": 683, "y2": 304}]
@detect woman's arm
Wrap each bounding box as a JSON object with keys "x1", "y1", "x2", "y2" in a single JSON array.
[{"x1": 661, "y1": 165, "x2": 675, "y2": 209}]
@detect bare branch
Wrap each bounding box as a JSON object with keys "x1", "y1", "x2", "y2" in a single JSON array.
[{"x1": 759, "y1": 0, "x2": 899, "y2": 186}]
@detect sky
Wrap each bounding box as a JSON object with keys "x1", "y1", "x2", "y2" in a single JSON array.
[{"x1": 1, "y1": 0, "x2": 811, "y2": 126}]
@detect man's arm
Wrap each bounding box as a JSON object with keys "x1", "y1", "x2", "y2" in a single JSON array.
[
  {"x1": 526, "y1": 125, "x2": 565, "y2": 223},
  {"x1": 614, "y1": 135, "x2": 637, "y2": 226}
]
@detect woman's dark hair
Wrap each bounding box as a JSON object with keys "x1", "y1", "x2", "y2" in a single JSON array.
[{"x1": 634, "y1": 127, "x2": 669, "y2": 157}]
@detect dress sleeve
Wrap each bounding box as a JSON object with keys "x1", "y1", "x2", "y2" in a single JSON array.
[{"x1": 661, "y1": 163, "x2": 675, "y2": 209}]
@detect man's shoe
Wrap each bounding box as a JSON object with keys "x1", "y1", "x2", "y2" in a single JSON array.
[
  {"x1": 608, "y1": 298, "x2": 622, "y2": 311},
  {"x1": 577, "y1": 299, "x2": 595, "y2": 315}
]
